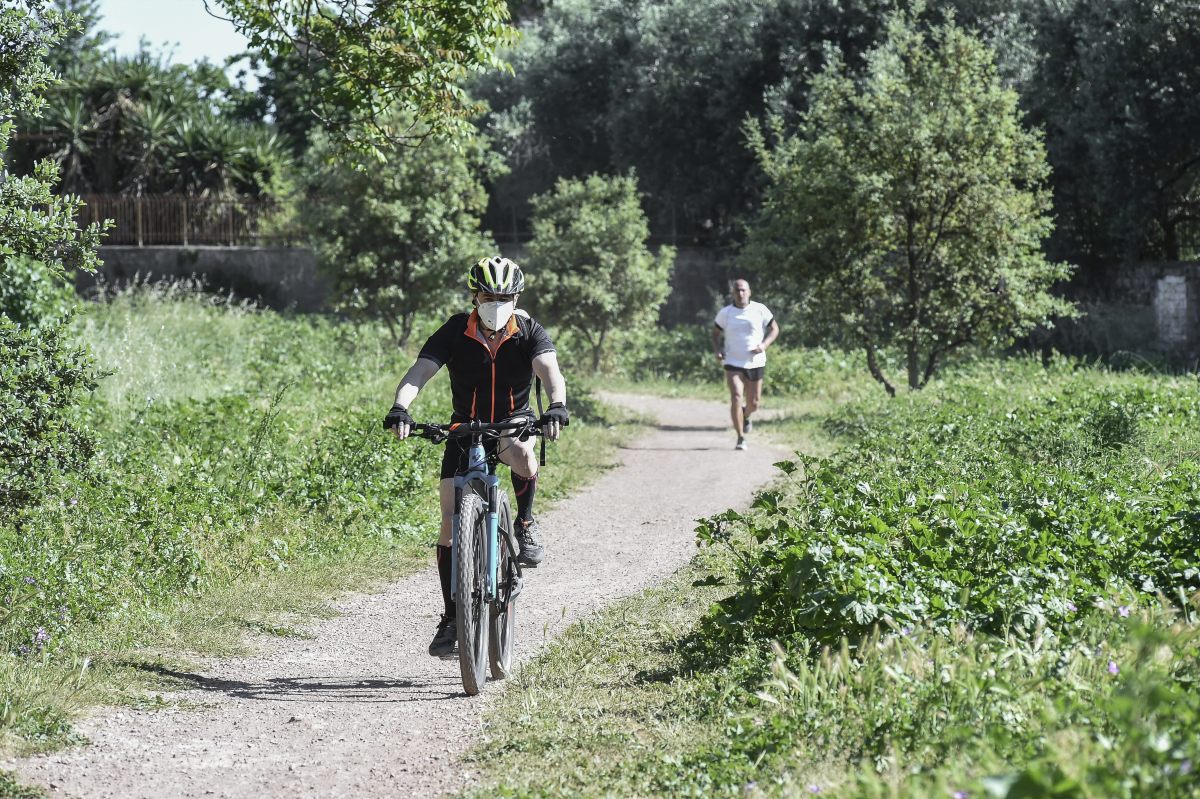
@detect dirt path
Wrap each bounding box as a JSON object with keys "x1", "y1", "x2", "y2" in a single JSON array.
[{"x1": 8, "y1": 394, "x2": 787, "y2": 798}]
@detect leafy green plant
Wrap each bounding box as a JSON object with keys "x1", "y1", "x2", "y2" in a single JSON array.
[
  {"x1": 704, "y1": 373, "x2": 1200, "y2": 651},
  {"x1": 527, "y1": 172, "x2": 674, "y2": 372},
  {"x1": 301, "y1": 120, "x2": 502, "y2": 347},
  {"x1": 0, "y1": 318, "x2": 98, "y2": 519},
  {"x1": 0, "y1": 256, "x2": 75, "y2": 328}
]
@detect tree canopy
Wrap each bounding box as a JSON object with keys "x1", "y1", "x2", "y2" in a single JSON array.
[
  {"x1": 745, "y1": 10, "x2": 1073, "y2": 394},
  {"x1": 1023, "y1": 0, "x2": 1200, "y2": 262},
  {"x1": 0, "y1": 0, "x2": 104, "y2": 278},
  {"x1": 211, "y1": 0, "x2": 517, "y2": 150}
]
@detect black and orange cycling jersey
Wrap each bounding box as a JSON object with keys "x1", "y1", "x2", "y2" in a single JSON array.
[{"x1": 417, "y1": 310, "x2": 555, "y2": 423}]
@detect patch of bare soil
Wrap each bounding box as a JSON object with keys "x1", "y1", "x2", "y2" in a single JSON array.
[{"x1": 7, "y1": 394, "x2": 787, "y2": 798}]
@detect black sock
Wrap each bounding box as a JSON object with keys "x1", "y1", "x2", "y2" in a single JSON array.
[
  {"x1": 436, "y1": 544, "x2": 453, "y2": 618},
  {"x1": 511, "y1": 472, "x2": 538, "y2": 523}
]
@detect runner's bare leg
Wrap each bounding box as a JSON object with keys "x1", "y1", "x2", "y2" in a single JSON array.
[
  {"x1": 726, "y1": 370, "x2": 745, "y2": 440},
  {"x1": 744, "y1": 374, "x2": 763, "y2": 422}
]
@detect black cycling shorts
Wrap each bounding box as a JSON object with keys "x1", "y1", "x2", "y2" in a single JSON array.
[
  {"x1": 438, "y1": 412, "x2": 536, "y2": 480},
  {"x1": 440, "y1": 435, "x2": 498, "y2": 480},
  {"x1": 724, "y1": 364, "x2": 765, "y2": 382}
]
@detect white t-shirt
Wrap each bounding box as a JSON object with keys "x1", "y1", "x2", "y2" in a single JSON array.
[{"x1": 715, "y1": 301, "x2": 774, "y2": 369}]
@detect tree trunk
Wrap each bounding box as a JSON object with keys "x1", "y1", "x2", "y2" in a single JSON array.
[
  {"x1": 907, "y1": 337, "x2": 920, "y2": 390},
  {"x1": 1163, "y1": 213, "x2": 1180, "y2": 261},
  {"x1": 905, "y1": 214, "x2": 921, "y2": 390},
  {"x1": 919, "y1": 349, "x2": 939, "y2": 389},
  {"x1": 398, "y1": 313, "x2": 414, "y2": 350},
  {"x1": 384, "y1": 315, "x2": 401, "y2": 348},
  {"x1": 864, "y1": 343, "x2": 896, "y2": 397},
  {"x1": 591, "y1": 328, "x2": 607, "y2": 372}
]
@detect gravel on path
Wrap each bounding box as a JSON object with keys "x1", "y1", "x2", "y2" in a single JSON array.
[{"x1": 7, "y1": 393, "x2": 787, "y2": 799}]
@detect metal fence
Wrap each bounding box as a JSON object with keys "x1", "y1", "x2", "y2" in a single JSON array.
[{"x1": 78, "y1": 194, "x2": 292, "y2": 246}]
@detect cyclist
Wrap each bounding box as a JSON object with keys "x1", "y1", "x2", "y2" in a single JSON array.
[
  {"x1": 384, "y1": 256, "x2": 568, "y2": 658},
  {"x1": 712, "y1": 278, "x2": 779, "y2": 450}
]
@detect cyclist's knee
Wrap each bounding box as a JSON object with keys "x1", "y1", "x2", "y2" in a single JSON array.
[
  {"x1": 500, "y1": 436, "x2": 537, "y2": 477},
  {"x1": 509, "y1": 449, "x2": 538, "y2": 478}
]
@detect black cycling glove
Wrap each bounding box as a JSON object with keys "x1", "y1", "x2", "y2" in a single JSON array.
[
  {"x1": 383, "y1": 403, "x2": 414, "y2": 431},
  {"x1": 541, "y1": 402, "x2": 569, "y2": 427}
]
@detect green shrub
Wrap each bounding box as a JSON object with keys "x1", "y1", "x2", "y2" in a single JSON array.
[
  {"x1": 528, "y1": 172, "x2": 674, "y2": 372},
  {"x1": 679, "y1": 364, "x2": 1200, "y2": 798},
  {"x1": 702, "y1": 375, "x2": 1200, "y2": 651},
  {"x1": 0, "y1": 256, "x2": 76, "y2": 328},
  {"x1": 0, "y1": 317, "x2": 98, "y2": 519}
]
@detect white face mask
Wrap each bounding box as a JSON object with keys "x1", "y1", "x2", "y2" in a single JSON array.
[{"x1": 478, "y1": 300, "x2": 515, "y2": 331}]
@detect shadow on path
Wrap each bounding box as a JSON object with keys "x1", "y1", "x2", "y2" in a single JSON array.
[
  {"x1": 653, "y1": 424, "x2": 728, "y2": 433},
  {"x1": 130, "y1": 662, "x2": 462, "y2": 703}
]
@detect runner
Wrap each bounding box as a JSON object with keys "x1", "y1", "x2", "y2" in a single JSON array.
[{"x1": 711, "y1": 278, "x2": 779, "y2": 450}]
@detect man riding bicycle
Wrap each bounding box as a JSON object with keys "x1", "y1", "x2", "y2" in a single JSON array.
[{"x1": 384, "y1": 256, "x2": 568, "y2": 658}]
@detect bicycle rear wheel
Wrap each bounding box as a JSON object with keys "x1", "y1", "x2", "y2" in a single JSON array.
[
  {"x1": 489, "y1": 491, "x2": 518, "y2": 679},
  {"x1": 455, "y1": 486, "x2": 490, "y2": 695}
]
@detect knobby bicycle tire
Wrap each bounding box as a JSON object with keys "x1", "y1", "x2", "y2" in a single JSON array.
[
  {"x1": 455, "y1": 486, "x2": 490, "y2": 695},
  {"x1": 489, "y1": 491, "x2": 517, "y2": 679}
]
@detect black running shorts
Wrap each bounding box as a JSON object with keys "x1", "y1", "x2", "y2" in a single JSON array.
[{"x1": 724, "y1": 364, "x2": 765, "y2": 382}]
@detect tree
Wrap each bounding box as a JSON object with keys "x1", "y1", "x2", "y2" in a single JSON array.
[
  {"x1": 45, "y1": 0, "x2": 111, "y2": 73},
  {"x1": 745, "y1": 10, "x2": 1073, "y2": 396},
  {"x1": 301, "y1": 119, "x2": 502, "y2": 348},
  {"x1": 209, "y1": 0, "x2": 517, "y2": 149},
  {"x1": 1023, "y1": 0, "x2": 1200, "y2": 263},
  {"x1": 527, "y1": 173, "x2": 674, "y2": 371}
]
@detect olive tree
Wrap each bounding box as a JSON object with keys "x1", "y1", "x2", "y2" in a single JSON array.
[
  {"x1": 745, "y1": 10, "x2": 1073, "y2": 395},
  {"x1": 527, "y1": 173, "x2": 674, "y2": 371}
]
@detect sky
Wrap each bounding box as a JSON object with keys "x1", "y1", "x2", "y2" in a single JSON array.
[{"x1": 97, "y1": 0, "x2": 251, "y2": 69}]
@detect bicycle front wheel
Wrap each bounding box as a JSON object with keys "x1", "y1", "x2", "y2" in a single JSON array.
[
  {"x1": 489, "y1": 491, "x2": 517, "y2": 679},
  {"x1": 455, "y1": 486, "x2": 490, "y2": 695}
]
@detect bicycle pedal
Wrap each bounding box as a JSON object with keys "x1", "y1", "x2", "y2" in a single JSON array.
[{"x1": 509, "y1": 576, "x2": 524, "y2": 600}]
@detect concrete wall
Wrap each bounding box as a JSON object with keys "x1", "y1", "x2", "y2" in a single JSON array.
[
  {"x1": 83, "y1": 246, "x2": 331, "y2": 312},
  {"x1": 1052, "y1": 261, "x2": 1200, "y2": 360},
  {"x1": 91, "y1": 246, "x2": 1196, "y2": 360}
]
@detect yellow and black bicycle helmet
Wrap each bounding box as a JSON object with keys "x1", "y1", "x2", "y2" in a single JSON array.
[{"x1": 467, "y1": 256, "x2": 525, "y2": 295}]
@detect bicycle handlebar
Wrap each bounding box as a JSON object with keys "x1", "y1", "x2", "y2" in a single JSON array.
[{"x1": 408, "y1": 418, "x2": 546, "y2": 444}]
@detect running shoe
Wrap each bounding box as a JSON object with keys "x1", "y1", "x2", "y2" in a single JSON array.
[
  {"x1": 743, "y1": 416, "x2": 753, "y2": 434},
  {"x1": 735, "y1": 437, "x2": 748, "y2": 451},
  {"x1": 515, "y1": 518, "x2": 545, "y2": 567},
  {"x1": 428, "y1": 614, "x2": 457, "y2": 658}
]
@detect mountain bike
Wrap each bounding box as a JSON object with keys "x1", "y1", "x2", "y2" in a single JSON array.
[{"x1": 408, "y1": 417, "x2": 545, "y2": 696}]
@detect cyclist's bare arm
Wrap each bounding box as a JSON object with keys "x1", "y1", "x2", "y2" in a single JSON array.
[
  {"x1": 532, "y1": 351, "x2": 566, "y2": 441},
  {"x1": 390, "y1": 357, "x2": 440, "y2": 439}
]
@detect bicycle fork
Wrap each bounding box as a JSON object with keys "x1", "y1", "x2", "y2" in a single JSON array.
[{"x1": 450, "y1": 467, "x2": 501, "y2": 603}]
